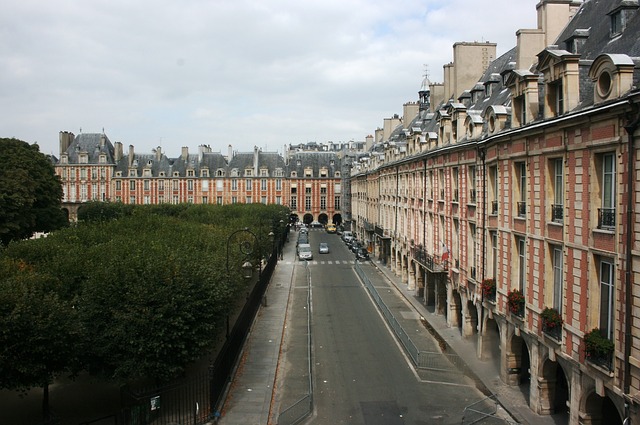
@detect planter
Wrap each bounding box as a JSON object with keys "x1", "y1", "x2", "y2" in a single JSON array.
[
  {"x1": 584, "y1": 328, "x2": 614, "y2": 371},
  {"x1": 481, "y1": 278, "x2": 496, "y2": 303},
  {"x1": 507, "y1": 289, "x2": 525, "y2": 318},
  {"x1": 541, "y1": 307, "x2": 563, "y2": 341}
]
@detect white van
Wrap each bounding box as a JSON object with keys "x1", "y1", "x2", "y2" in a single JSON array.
[{"x1": 297, "y1": 243, "x2": 313, "y2": 261}]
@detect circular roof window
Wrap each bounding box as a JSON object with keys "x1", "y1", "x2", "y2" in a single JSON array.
[{"x1": 597, "y1": 70, "x2": 613, "y2": 99}]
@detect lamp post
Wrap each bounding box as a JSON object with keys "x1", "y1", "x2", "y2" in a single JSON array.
[{"x1": 225, "y1": 227, "x2": 258, "y2": 338}]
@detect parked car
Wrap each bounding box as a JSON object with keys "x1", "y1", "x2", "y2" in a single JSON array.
[
  {"x1": 297, "y1": 243, "x2": 313, "y2": 261},
  {"x1": 319, "y1": 242, "x2": 329, "y2": 254},
  {"x1": 311, "y1": 221, "x2": 324, "y2": 228},
  {"x1": 350, "y1": 241, "x2": 362, "y2": 253},
  {"x1": 297, "y1": 233, "x2": 309, "y2": 245},
  {"x1": 341, "y1": 231, "x2": 354, "y2": 243},
  {"x1": 355, "y1": 248, "x2": 370, "y2": 261},
  {"x1": 325, "y1": 223, "x2": 337, "y2": 233}
]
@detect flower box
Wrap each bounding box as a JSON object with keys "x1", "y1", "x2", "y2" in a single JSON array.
[
  {"x1": 584, "y1": 328, "x2": 614, "y2": 371},
  {"x1": 507, "y1": 289, "x2": 525, "y2": 318},
  {"x1": 541, "y1": 307, "x2": 563, "y2": 341},
  {"x1": 481, "y1": 278, "x2": 496, "y2": 302}
]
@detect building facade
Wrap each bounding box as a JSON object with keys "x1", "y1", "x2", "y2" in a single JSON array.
[
  {"x1": 55, "y1": 138, "x2": 344, "y2": 225},
  {"x1": 350, "y1": 1, "x2": 640, "y2": 423}
]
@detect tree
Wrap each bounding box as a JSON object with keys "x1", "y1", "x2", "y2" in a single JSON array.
[
  {"x1": 0, "y1": 138, "x2": 67, "y2": 245},
  {"x1": 0, "y1": 257, "x2": 81, "y2": 420}
]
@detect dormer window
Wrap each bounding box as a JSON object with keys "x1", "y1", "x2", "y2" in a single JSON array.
[
  {"x1": 611, "y1": 10, "x2": 623, "y2": 36},
  {"x1": 245, "y1": 169, "x2": 253, "y2": 177},
  {"x1": 589, "y1": 53, "x2": 635, "y2": 104}
]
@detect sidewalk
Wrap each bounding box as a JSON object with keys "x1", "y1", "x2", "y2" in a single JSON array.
[
  {"x1": 372, "y1": 261, "x2": 557, "y2": 425},
  {"x1": 217, "y1": 235, "x2": 297, "y2": 425}
]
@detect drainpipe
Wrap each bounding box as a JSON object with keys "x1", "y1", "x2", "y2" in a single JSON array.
[
  {"x1": 623, "y1": 99, "x2": 640, "y2": 421},
  {"x1": 479, "y1": 147, "x2": 487, "y2": 337}
]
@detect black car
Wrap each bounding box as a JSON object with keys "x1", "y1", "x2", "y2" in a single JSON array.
[{"x1": 355, "y1": 248, "x2": 370, "y2": 261}]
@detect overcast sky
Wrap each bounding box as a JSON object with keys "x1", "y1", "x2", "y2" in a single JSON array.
[{"x1": 2, "y1": 0, "x2": 541, "y2": 157}]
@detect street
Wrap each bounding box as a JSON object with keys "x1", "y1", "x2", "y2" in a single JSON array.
[{"x1": 275, "y1": 229, "x2": 492, "y2": 424}]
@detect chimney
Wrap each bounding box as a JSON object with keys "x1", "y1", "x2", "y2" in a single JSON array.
[
  {"x1": 128, "y1": 145, "x2": 134, "y2": 167},
  {"x1": 228, "y1": 144, "x2": 233, "y2": 162},
  {"x1": 430, "y1": 82, "x2": 445, "y2": 110},
  {"x1": 403, "y1": 102, "x2": 419, "y2": 129},
  {"x1": 181, "y1": 147, "x2": 189, "y2": 161},
  {"x1": 156, "y1": 146, "x2": 162, "y2": 161},
  {"x1": 100, "y1": 134, "x2": 106, "y2": 148},
  {"x1": 114, "y1": 142, "x2": 123, "y2": 162},
  {"x1": 253, "y1": 146, "x2": 260, "y2": 174},
  {"x1": 59, "y1": 131, "x2": 73, "y2": 155}
]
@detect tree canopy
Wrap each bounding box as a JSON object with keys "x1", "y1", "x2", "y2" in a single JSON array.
[
  {"x1": 0, "y1": 203, "x2": 289, "y2": 394},
  {"x1": 0, "y1": 138, "x2": 67, "y2": 245}
]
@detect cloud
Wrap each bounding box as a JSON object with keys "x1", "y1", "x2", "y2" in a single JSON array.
[{"x1": 0, "y1": 0, "x2": 540, "y2": 156}]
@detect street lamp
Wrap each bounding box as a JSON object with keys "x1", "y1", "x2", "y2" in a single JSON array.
[{"x1": 225, "y1": 227, "x2": 259, "y2": 338}]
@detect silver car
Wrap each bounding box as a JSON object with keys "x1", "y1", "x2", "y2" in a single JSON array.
[{"x1": 319, "y1": 242, "x2": 329, "y2": 254}]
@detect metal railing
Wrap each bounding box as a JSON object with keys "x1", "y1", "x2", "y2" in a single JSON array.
[
  {"x1": 462, "y1": 394, "x2": 520, "y2": 424},
  {"x1": 354, "y1": 262, "x2": 464, "y2": 374},
  {"x1": 598, "y1": 208, "x2": 615, "y2": 229}
]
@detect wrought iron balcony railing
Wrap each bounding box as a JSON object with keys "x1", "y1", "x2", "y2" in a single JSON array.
[
  {"x1": 551, "y1": 203, "x2": 563, "y2": 222},
  {"x1": 517, "y1": 201, "x2": 526, "y2": 217},
  {"x1": 598, "y1": 208, "x2": 615, "y2": 229}
]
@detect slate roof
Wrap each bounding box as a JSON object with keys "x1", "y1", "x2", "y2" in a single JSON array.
[
  {"x1": 63, "y1": 133, "x2": 116, "y2": 164},
  {"x1": 286, "y1": 151, "x2": 342, "y2": 176}
]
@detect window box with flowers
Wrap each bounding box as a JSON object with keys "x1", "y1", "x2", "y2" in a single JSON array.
[
  {"x1": 541, "y1": 307, "x2": 563, "y2": 341},
  {"x1": 584, "y1": 328, "x2": 614, "y2": 371},
  {"x1": 507, "y1": 289, "x2": 525, "y2": 318},
  {"x1": 481, "y1": 278, "x2": 496, "y2": 303}
]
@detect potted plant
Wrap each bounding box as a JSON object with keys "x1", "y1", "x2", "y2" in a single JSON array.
[
  {"x1": 584, "y1": 328, "x2": 614, "y2": 369},
  {"x1": 507, "y1": 289, "x2": 525, "y2": 317},
  {"x1": 541, "y1": 307, "x2": 563, "y2": 340},
  {"x1": 481, "y1": 278, "x2": 496, "y2": 302}
]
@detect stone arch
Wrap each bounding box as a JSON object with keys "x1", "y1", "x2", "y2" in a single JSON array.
[
  {"x1": 407, "y1": 259, "x2": 418, "y2": 290},
  {"x1": 331, "y1": 213, "x2": 342, "y2": 226},
  {"x1": 580, "y1": 390, "x2": 623, "y2": 425},
  {"x1": 538, "y1": 357, "x2": 570, "y2": 419},
  {"x1": 317, "y1": 213, "x2": 329, "y2": 224},
  {"x1": 505, "y1": 332, "x2": 532, "y2": 406},
  {"x1": 463, "y1": 298, "x2": 479, "y2": 338},
  {"x1": 481, "y1": 314, "x2": 501, "y2": 371},
  {"x1": 401, "y1": 253, "x2": 409, "y2": 284},
  {"x1": 302, "y1": 213, "x2": 313, "y2": 225},
  {"x1": 449, "y1": 288, "x2": 463, "y2": 331}
]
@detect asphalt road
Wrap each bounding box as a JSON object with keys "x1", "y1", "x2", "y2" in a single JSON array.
[{"x1": 276, "y1": 230, "x2": 491, "y2": 425}]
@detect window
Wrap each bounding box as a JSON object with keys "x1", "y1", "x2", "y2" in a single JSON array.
[
  {"x1": 305, "y1": 186, "x2": 311, "y2": 194},
  {"x1": 217, "y1": 196, "x2": 222, "y2": 205},
  {"x1": 261, "y1": 196, "x2": 267, "y2": 204},
  {"x1": 246, "y1": 179, "x2": 252, "y2": 191},
  {"x1": 552, "y1": 245, "x2": 563, "y2": 314},
  {"x1": 320, "y1": 196, "x2": 326, "y2": 210},
  {"x1": 516, "y1": 162, "x2": 526, "y2": 217},
  {"x1": 216, "y1": 180, "x2": 223, "y2": 191},
  {"x1": 144, "y1": 180, "x2": 150, "y2": 191},
  {"x1": 158, "y1": 180, "x2": 165, "y2": 191},
  {"x1": 232, "y1": 180, "x2": 238, "y2": 191},
  {"x1": 276, "y1": 179, "x2": 282, "y2": 191},
  {"x1": 232, "y1": 196, "x2": 237, "y2": 204},
  {"x1": 335, "y1": 183, "x2": 341, "y2": 194},
  {"x1": 334, "y1": 196, "x2": 340, "y2": 210},
  {"x1": 552, "y1": 158, "x2": 564, "y2": 222},
  {"x1": 517, "y1": 237, "x2": 526, "y2": 291},
  {"x1": 599, "y1": 153, "x2": 616, "y2": 229},
  {"x1": 468, "y1": 166, "x2": 476, "y2": 204},
  {"x1": 172, "y1": 180, "x2": 179, "y2": 190},
  {"x1": 245, "y1": 169, "x2": 253, "y2": 177},
  {"x1": 246, "y1": 196, "x2": 252, "y2": 204},
  {"x1": 129, "y1": 180, "x2": 136, "y2": 191},
  {"x1": 550, "y1": 81, "x2": 564, "y2": 116},
  {"x1": 469, "y1": 224, "x2": 477, "y2": 280},
  {"x1": 291, "y1": 196, "x2": 297, "y2": 210},
  {"x1": 305, "y1": 196, "x2": 311, "y2": 211},
  {"x1": 599, "y1": 258, "x2": 615, "y2": 340},
  {"x1": 202, "y1": 180, "x2": 209, "y2": 191},
  {"x1": 187, "y1": 180, "x2": 194, "y2": 191},
  {"x1": 518, "y1": 95, "x2": 527, "y2": 125},
  {"x1": 491, "y1": 232, "x2": 498, "y2": 278},
  {"x1": 187, "y1": 170, "x2": 194, "y2": 177},
  {"x1": 260, "y1": 169, "x2": 268, "y2": 177},
  {"x1": 80, "y1": 168, "x2": 87, "y2": 180},
  {"x1": 611, "y1": 11, "x2": 623, "y2": 36},
  {"x1": 452, "y1": 168, "x2": 459, "y2": 202},
  {"x1": 489, "y1": 165, "x2": 498, "y2": 214},
  {"x1": 261, "y1": 179, "x2": 267, "y2": 191},
  {"x1": 115, "y1": 180, "x2": 122, "y2": 190}
]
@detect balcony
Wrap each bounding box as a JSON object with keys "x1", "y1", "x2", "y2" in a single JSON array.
[
  {"x1": 598, "y1": 208, "x2": 615, "y2": 229},
  {"x1": 517, "y1": 201, "x2": 526, "y2": 217},
  {"x1": 551, "y1": 203, "x2": 563, "y2": 222},
  {"x1": 411, "y1": 246, "x2": 448, "y2": 273}
]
